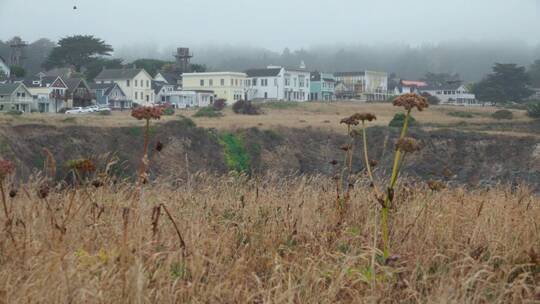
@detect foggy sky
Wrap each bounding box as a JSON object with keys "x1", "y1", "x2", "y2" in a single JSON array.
[{"x1": 1, "y1": 0, "x2": 539, "y2": 51}]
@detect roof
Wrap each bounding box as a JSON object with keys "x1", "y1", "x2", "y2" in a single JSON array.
[
  {"x1": 422, "y1": 81, "x2": 463, "y2": 91},
  {"x1": 90, "y1": 82, "x2": 125, "y2": 96},
  {"x1": 0, "y1": 56, "x2": 6, "y2": 64},
  {"x1": 158, "y1": 72, "x2": 181, "y2": 84},
  {"x1": 0, "y1": 83, "x2": 22, "y2": 95},
  {"x1": 334, "y1": 71, "x2": 366, "y2": 77},
  {"x1": 182, "y1": 72, "x2": 247, "y2": 77},
  {"x1": 152, "y1": 81, "x2": 165, "y2": 94},
  {"x1": 310, "y1": 72, "x2": 335, "y2": 82},
  {"x1": 64, "y1": 78, "x2": 89, "y2": 91},
  {"x1": 245, "y1": 68, "x2": 282, "y2": 77},
  {"x1": 401, "y1": 80, "x2": 427, "y2": 87},
  {"x1": 95, "y1": 68, "x2": 144, "y2": 80}
]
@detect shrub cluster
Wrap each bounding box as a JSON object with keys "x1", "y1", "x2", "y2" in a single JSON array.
[
  {"x1": 232, "y1": 100, "x2": 261, "y2": 115},
  {"x1": 526, "y1": 102, "x2": 540, "y2": 118},
  {"x1": 213, "y1": 99, "x2": 227, "y2": 111},
  {"x1": 491, "y1": 109, "x2": 513, "y2": 120},
  {"x1": 193, "y1": 107, "x2": 223, "y2": 118},
  {"x1": 448, "y1": 111, "x2": 474, "y2": 118},
  {"x1": 389, "y1": 113, "x2": 417, "y2": 127}
]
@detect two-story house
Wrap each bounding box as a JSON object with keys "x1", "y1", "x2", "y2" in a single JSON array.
[
  {"x1": 91, "y1": 82, "x2": 131, "y2": 110},
  {"x1": 182, "y1": 72, "x2": 246, "y2": 104},
  {"x1": 0, "y1": 83, "x2": 34, "y2": 112},
  {"x1": 95, "y1": 68, "x2": 155, "y2": 106},
  {"x1": 152, "y1": 81, "x2": 176, "y2": 103},
  {"x1": 245, "y1": 66, "x2": 310, "y2": 102},
  {"x1": 310, "y1": 72, "x2": 335, "y2": 101}
]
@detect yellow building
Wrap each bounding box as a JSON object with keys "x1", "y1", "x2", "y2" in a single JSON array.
[{"x1": 182, "y1": 72, "x2": 247, "y2": 104}]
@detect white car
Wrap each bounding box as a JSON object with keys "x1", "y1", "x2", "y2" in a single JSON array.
[
  {"x1": 84, "y1": 105, "x2": 100, "y2": 112},
  {"x1": 65, "y1": 107, "x2": 91, "y2": 114}
]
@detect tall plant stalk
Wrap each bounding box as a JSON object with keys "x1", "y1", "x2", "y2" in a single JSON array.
[{"x1": 381, "y1": 109, "x2": 411, "y2": 259}]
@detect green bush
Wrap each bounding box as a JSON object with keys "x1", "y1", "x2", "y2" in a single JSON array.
[
  {"x1": 389, "y1": 113, "x2": 417, "y2": 128},
  {"x1": 97, "y1": 110, "x2": 111, "y2": 116},
  {"x1": 491, "y1": 109, "x2": 513, "y2": 120},
  {"x1": 162, "y1": 107, "x2": 175, "y2": 116},
  {"x1": 219, "y1": 132, "x2": 250, "y2": 173},
  {"x1": 4, "y1": 110, "x2": 23, "y2": 116},
  {"x1": 193, "y1": 107, "x2": 223, "y2": 118},
  {"x1": 448, "y1": 111, "x2": 474, "y2": 118},
  {"x1": 526, "y1": 102, "x2": 540, "y2": 118}
]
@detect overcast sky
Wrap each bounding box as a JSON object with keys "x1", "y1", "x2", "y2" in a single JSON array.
[{"x1": 1, "y1": 0, "x2": 539, "y2": 51}]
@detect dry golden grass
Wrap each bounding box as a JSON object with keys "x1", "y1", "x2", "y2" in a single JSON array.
[
  {"x1": 0, "y1": 173, "x2": 538, "y2": 303},
  {"x1": 0, "y1": 102, "x2": 532, "y2": 135}
]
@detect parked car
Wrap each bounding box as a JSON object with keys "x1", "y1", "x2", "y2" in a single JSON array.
[
  {"x1": 65, "y1": 107, "x2": 90, "y2": 114},
  {"x1": 84, "y1": 105, "x2": 100, "y2": 112}
]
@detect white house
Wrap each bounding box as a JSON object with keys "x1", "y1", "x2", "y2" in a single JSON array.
[
  {"x1": 419, "y1": 82, "x2": 478, "y2": 106},
  {"x1": 0, "y1": 56, "x2": 10, "y2": 80},
  {"x1": 91, "y1": 82, "x2": 132, "y2": 110},
  {"x1": 152, "y1": 81, "x2": 176, "y2": 103},
  {"x1": 0, "y1": 83, "x2": 34, "y2": 112},
  {"x1": 167, "y1": 90, "x2": 214, "y2": 108},
  {"x1": 95, "y1": 68, "x2": 155, "y2": 106},
  {"x1": 245, "y1": 66, "x2": 310, "y2": 102}
]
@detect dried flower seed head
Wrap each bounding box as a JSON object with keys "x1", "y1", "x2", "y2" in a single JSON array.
[
  {"x1": 340, "y1": 116, "x2": 359, "y2": 126},
  {"x1": 155, "y1": 140, "x2": 164, "y2": 152},
  {"x1": 395, "y1": 137, "x2": 422, "y2": 153},
  {"x1": 329, "y1": 160, "x2": 338, "y2": 166},
  {"x1": 340, "y1": 144, "x2": 352, "y2": 151},
  {"x1": 67, "y1": 159, "x2": 96, "y2": 173},
  {"x1": 38, "y1": 183, "x2": 50, "y2": 199},
  {"x1": 427, "y1": 180, "x2": 446, "y2": 192},
  {"x1": 9, "y1": 189, "x2": 17, "y2": 198},
  {"x1": 393, "y1": 93, "x2": 429, "y2": 111},
  {"x1": 131, "y1": 106, "x2": 163, "y2": 121},
  {"x1": 0, "y1": 159, "x2": 15, "y2": 180},
  {"x1": 369, "y1": 159, "x2": 379, "y2": 167},
  {"x1": 350, "y1": 112, "x2": 377, "y2": 122}
]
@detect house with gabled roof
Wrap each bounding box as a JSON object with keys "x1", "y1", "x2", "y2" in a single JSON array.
[
  {"x1": 95, "y1": 68, "x2": 155, "y2": 106},
  {"x1": 0, "y1": 83, "x2": 34, "y2": 112},
  {"x1": 154, "y1": 72, "x2": 182, "y2": 88},
  {"x1": 152, "y1": 80, "x2": 176, "y2": 103},
  {"x1": 245, "y1": 66, "x2": 310, "y2": 102},
  {"x1": 310, "y1": 72, "x2": 335, "y2": 101},
  {"x1": 65, "y1": 78, "x2": 92, "y2": 107},
  {"x1": 91, "y1": 82, "x2": 131, "y2": 110}
]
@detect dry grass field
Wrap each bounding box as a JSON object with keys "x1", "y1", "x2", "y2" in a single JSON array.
[
  {"x1": 0, "y1": 174, "x2": 538, "y2": 303},
  {"x1": 0, "y1": 102, "x2": 534, "y2": 136}
]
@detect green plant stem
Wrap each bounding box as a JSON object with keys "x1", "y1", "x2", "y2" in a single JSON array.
[
  {"x1": 362, "y1": 122, "x2": 375, "y2": 184},
  {"x1": 381, "y1": 109, "x2": 411, "y2": 259}
]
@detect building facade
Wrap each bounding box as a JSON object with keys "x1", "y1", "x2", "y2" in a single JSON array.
[
  {"x1": 245, "y1": 66, "x2": 310, "y2": 102},
  {"x1": 334, "y1": 70, "x2": 388, "y2": 101},
  {"x1": 95, "y1": 68, "x2": 155, "y2": 106},
  {"x1": 182, "y1": 72, "x2": 246, "y2": 104},
  {"x1": 310, "y1": 72, "x2": 335, "y2": 101},
  {"x1": 420, "y1": 82, "x2": 478, "y2": 105},
  {"x1": 92, "y1": 83, "x2": 132, "y2": 110},
  {"x1": 167, "y1": 90, "x2": 215, "y2": 108},
  {"x1": 0, "y1": 83, "x2": 34, "y2": 112}
]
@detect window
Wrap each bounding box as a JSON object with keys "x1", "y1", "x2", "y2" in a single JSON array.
[
  {"x1": 235, "y1": 79, "x2": 238, "y2": 86},
  {"x1": 274, "y1": 79, "x2": 278, "y2": 86},
  {"x1": 146, "y1": 95, "x2": 149, "y2": 102},
  {"x1": 127, "y1": 80, "x2": 130, "y2": 87},
  {"x1": 221, "y1": 79, "x2": 225, "y2": 86},
  {"x1": 200, "y1": 79, "x2": 205, "y2": 86},
  {"x1": 252, "y1": 78, "x2": 257, "y2": 86},
  {"x1": 135, "y1": 92, "x2": 138, "y2": 99},
  {"x1": 147, "y1": 80, "x2": 150, "y2": 88},
  {"x1": 135, "y1": 80, "x2": 138, "y2": 87},
  {"x1": 209, "y1": 79, "x2": 213, "y2": 86}
]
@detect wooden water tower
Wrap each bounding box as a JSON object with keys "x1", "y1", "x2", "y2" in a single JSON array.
[
  {"x1": 9, "y1": 37, "x2": 27, "y2": 67},
  {"x1": 174, "y1": 48, "x2": 193, "y2": 73}
]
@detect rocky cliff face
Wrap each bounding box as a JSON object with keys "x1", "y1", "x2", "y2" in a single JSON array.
[{"x1": 0, "y1": 119, "x2": 538, "y2": 188}]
